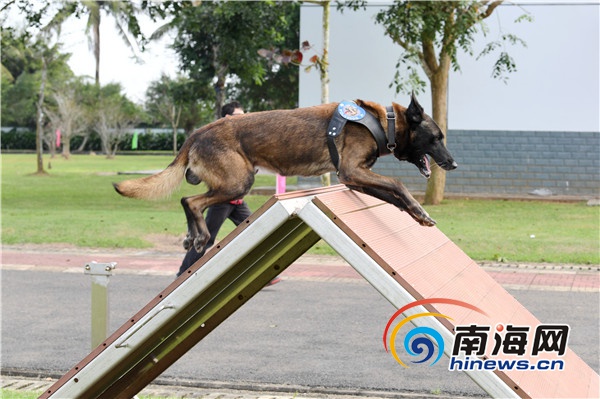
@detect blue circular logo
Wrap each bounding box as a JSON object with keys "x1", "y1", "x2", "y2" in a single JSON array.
[{"x1": 338, "y1": 101, "x2": 366, "y2": 121}]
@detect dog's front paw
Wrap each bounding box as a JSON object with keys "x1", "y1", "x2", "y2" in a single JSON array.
[
  {"x1": 409, "y1": 206, "x2": 436, "y2": 226},
  {"x1": 418, "y1": 215, "x2": 436, "y2": 227}
]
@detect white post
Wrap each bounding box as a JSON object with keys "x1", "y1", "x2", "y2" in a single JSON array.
[{"x1": 84, "y1": 262, "x2": 117, "y2": 349}]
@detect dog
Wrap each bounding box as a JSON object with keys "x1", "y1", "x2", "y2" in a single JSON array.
[{"x1": 114, "y1": 94, "x2": 457, "y2": 252}]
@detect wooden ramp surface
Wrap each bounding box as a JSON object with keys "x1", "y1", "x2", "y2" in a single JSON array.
[
  {"x1": 42, "y1": 186, "x2": 598, "y2": 399},
  {"x1": 303, "y1": 188, "x2": 598, "y2": 399}
]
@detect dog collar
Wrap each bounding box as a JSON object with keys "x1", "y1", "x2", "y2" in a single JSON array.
[{"x1": 326, "y1": 101, "x2": 395, "y2": 172}]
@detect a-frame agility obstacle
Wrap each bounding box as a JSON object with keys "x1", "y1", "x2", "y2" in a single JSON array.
[{"x1": 41, "y1": 186, "x2": 599, "y2": 399}]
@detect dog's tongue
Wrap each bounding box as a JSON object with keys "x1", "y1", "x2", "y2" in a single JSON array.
[
  {"x1": 422, "y1": 155, "x2": 431, "y2": 178},
  {"x1": 424, "y1": 155, "x2": 430, "y2": 174}
]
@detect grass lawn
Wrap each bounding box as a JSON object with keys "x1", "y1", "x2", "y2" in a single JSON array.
[
  {"x1": 0, "y1": 390, "x2": 38, "y2": 399},
  {"x1": 2, "y1": 154, "x2": 598, "y2": 264}
]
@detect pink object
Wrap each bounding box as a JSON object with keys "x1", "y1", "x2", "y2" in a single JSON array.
[
  {"x1": 56, "y1": 129, "x2": 61, "y2": 148},
  {"x1": 276, "y1": 174, "x2": 286, "y2": 194}
]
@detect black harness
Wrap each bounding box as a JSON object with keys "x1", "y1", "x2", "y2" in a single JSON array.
[{"x1": 326, "y1": 101, "x2": 396, "y2": 173}]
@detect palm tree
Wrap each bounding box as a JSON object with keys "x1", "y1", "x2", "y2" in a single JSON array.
[{"x1": 45, "y1": 1, "x2": 142, "y2": 85}]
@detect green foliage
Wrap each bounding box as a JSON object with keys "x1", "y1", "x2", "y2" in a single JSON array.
[
  {"x1": 236, "y1": 2, "x2": 301, "y2": 111},
  {"x1": 0, "y1": 0, "x2": 51, "y2": 29},
  {"x1": 170, "y1": 1, "x2": 300, "y2": 112},
  {"x1": 1, "y1": 130, "x2": 187, "y2": 152},
  {"x1": 478, "y1": 33, "x2": 527, "y2": 83},
  {"x1": 0, "y1": 27, "x2": 74, "y2": 128},
  {"x1": 1, "y1": 129, "x2": 37, "y2": 150},
  {"x1": 0, "y1": 389, "x2": 42, "y2": 399}
]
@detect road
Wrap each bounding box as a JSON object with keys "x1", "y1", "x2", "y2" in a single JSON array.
[{"x1": 1, "y1": 259, "x2": 598, "y2": 398}]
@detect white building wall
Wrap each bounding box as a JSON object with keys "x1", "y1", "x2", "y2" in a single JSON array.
[{"x1": 299, "y1": 2, "x2": 599, "y2": 132}]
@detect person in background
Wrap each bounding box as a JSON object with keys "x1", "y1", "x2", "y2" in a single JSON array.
[{"x1": 176, "y1": 101, "x2": 282, "y2": 286}]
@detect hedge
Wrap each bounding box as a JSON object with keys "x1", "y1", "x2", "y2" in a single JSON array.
[{"x1": 1, "y1": 129, "x2": 187, "y2": 152}]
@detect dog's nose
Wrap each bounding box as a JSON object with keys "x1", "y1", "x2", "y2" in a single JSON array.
[{"x1": 451, "y1": 160, "x2": 458, "y2": 169}]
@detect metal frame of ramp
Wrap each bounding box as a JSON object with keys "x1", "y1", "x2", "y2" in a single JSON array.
[{"x1": 41, "y1": 185, "x2": 598, "y2": 399}]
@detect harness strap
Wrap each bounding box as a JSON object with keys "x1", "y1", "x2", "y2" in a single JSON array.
[
  {"x1": 326, "y1": 109, "x2": 348, "y2": 172},
  {"x1": 354, "y1": 112, "x2": 389, "y2": 157},
  {"x1": 326, "y1": 101, "x2": 396, "y2": 173},
  {"x1": 386, "y1": 106, "x2": 396, "y2": 152}
]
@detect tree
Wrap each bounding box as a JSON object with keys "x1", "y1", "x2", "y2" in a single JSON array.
[
  {"x1": 236, "y1": 2, "x2": 301, "y2": 111},
  {"x1": 145, "y1": 74, "x2": 214, "y2": 138},
  {"x1": 167, "y1": 1, "x2": 299, "y2": 117},
  {"x1": 1, "y1": 27, "x2": 41, "y2": 128},
  {"x1": 1, "y1": 23, "x2": 74, "y2": 172},
  {"x1": 33, "y1": 38, "x2": 71, "y2": 173},
  {"x1": 344, "y1": 1, "x2": 529, "y2": 204},
  {"x1": 94, "y1": 83, "x2": 142, "y2": 158},
  {"x1": 43, "y1": 78, "x2": 88, "y2": 158},
  {"x1": 34, "y1": 52, "x2": 48, "y2": 174},
  {"x1": 146, "y1": 74, "x2": 186, "y2": 154},
  {"x1": 44, "y1": 0, "x2": 143, "y2": 85},
  {"x1": 176, "y1": 82, "x2": 215, "y2": 136},
  {"x1": 1, "y1": 0, "x2": 51, "y2": 30}
]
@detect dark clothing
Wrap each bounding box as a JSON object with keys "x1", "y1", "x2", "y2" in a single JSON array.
[{"x1": 177, "y1": 201, "x2": 252, "y2": 276}]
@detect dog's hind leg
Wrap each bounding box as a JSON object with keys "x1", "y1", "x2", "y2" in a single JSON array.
[
  {"x1": 180, "y1": 170, "x2": 255, "y2": 252},
  {"x1": 180, "y1": 195, "x2": 208, "y2": 250}
]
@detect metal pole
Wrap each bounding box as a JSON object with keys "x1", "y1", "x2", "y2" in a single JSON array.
[{"x1": 84, "y1": 262, "x2": 117, "y2": 349}]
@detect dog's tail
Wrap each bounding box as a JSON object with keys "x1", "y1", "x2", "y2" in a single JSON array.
[{"x1": 113, "y1": 149, "x2": 189, "y2": 200}]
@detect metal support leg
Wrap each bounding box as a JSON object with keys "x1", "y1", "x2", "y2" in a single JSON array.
[{"x1": 84, "y1": 262, "x2": 116, "y2": 349}]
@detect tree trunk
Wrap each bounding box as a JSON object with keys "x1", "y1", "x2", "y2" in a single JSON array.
[
  {"x1": 320, "y1": 0, "x2": 331, "y2": 187},
  {"x1": 171, "y1": 105, "x2": 181, "y2": 155},
  {"x1": 35, "y1": 56, "x2": 48, "y2": 175},
  {"x1": 424, "y1": 62, "x2": 450, "y2": 205},
  {"x1": 172, "y1": 125, "x2": 178, "y2": 156},
  {"x1": 214, "y1": 76, "x2": 225, "y2": 120},
  {"x1": 320, "y1": 1, "x2": 330, "y2": 105},
  {"x1": 93, "y1": 10, "x2": 101, "y2": 86},
  {"x1": 62, "y1": 130, "x2": 71, "y2": 159},
  {"x1": 211, "y1": 43, "x2": 226, "y2": 120},
  {"x1": 77, "y1": 135, "x2": 89, "y2": 152},
  {"x1": 48, "y1": 129, "x2": 56, "y2": 158},
  {"x1": 107, "y1": 141, "x2": 117, "y2": 159}
]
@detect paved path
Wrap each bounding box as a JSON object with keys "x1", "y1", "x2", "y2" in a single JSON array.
[{"x1": 2, "y1": 245, "x2": 598, "y2": 291}]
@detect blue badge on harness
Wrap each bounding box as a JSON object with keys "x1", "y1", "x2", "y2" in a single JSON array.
[{"x1": 338, "y1": 101, "x2": 366, "y2": 121}]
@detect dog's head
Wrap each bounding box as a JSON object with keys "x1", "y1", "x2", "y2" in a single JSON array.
[{"x1": 394, "y1": 94, "x2": 457, "y2": 178}]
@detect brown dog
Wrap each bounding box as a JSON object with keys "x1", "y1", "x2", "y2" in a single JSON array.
[{"x1": 114, "y1": 95, "x2": 457, "y2": 252}]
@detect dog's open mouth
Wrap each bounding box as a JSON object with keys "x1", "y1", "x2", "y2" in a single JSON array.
[{"x1": 419, "y1": 155, "x2": 431, "y2": 178}]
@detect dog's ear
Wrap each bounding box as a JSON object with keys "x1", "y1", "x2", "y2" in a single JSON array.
[{"x1": 406, "y1": 92, "x2": 424, "y2": 126}]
